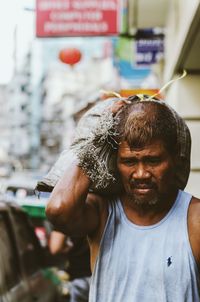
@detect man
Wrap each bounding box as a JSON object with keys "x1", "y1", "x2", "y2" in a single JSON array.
[{"x1": 46, "y1": 96, "x2": 200, "y2": 301}]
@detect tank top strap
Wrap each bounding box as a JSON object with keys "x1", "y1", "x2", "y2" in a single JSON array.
[
  {"x1": 107, "y1": 198, "x2": 123, "y2": 220},
  {"x1": 173, "y1": 190, "x2": 192, "y2": 220},
  {"x1": 98, "y1": 198, "x2": 124, "y2": 250}
]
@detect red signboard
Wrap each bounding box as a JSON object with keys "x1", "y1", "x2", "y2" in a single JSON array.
[{"x1": 36, "y1": 0, "x2": 120, "y2": 37}]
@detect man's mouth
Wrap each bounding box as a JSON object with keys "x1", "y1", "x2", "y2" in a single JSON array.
[
  {"x1": 135, "y1": 184, "x2": 153, "y2": 189},
  {"x1": 130, "y1": 183, "x2": 156, "y2": 194},
  {"x1": 133, "y1": 187, "x2": 153, "y2": 194}
]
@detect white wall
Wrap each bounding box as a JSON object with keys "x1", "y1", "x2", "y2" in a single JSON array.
[
  {"x1": 165, "y1": 75, "x2": 200, "y2": 118},
  {"x1": 164, "y1": 0, "x2": 200, "y2": 197},
  {"x1": 185, "y1": 172, "x2": 200, "y2": 198},
  {"x1": 164, "y1": 0, "x2": 200, "y2": 81},
  {"x1": 165, "y1": 75, "x2": 200, "y2": 197}
]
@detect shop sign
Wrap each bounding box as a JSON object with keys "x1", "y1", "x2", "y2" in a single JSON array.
[
  {"x1": 136, "y1": 39, "x2": 164, "y2": 65},
  {"x1": 36, "y1": 0, "x2": 120, "y2": 37}
]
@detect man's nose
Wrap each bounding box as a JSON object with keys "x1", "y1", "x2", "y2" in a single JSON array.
[{"x1": 132, "y1": 163, "x2": 151, "y2": 179}]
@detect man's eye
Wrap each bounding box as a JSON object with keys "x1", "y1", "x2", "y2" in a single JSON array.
[
  {"x1": 122, "y1": 160, "x2": 136, "y2": 166},
  {"x1": 148, "y1": 158, "x2": 161, "y2": 164}
]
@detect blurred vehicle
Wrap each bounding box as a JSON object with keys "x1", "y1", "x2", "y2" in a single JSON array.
[
  {"x1": 0, "y1": 172, "x2": 50, "y2": 247},
  {"x1": 0, "y1": 198, "x2": 63, "y2": 302}
]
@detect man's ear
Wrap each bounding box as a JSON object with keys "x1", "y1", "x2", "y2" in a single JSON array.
[{"x1": 174, "y1": 154, "x2": 189, "y2": 190}]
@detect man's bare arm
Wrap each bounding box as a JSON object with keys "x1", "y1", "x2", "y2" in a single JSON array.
[
  {"x1": 45, "y1": 162, "x2": 100, "y2": 237},
  {"x1": 188, "y1": 197, "x2": 200, "y2": 268}
]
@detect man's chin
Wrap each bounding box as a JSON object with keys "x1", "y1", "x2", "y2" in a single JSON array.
[{"x1": 128, "y1": 190, "x2": 159, "y2": 206}]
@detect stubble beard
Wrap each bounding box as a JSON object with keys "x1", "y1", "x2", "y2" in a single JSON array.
[
  {"x1": 126, "y1": 188, "x2": 160, "y2": 207},
  {"x1": 124, "y1": 180, "x2": 159, "y2": 207},
  {"x1": 128, "y1": 194, "x2": 159, "y2": 206}
]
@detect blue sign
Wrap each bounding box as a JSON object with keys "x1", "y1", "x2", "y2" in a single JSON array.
[{"x1": 136, "y1": 38, "x2": 164, "y2": 65}]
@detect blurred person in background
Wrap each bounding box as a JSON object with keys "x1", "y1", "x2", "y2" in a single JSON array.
[
  {"x1": 49, "y1": 231, "x2": 91, "y2": 302},
  {"x1": 46, "y1": 95, "x2": 200, "y2": 302}
]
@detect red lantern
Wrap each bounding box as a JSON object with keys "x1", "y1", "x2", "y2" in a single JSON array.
[{"x1": 59, "y1": 48, "x2": 82, "y2": 66}]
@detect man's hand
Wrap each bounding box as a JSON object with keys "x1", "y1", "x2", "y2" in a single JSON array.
[{"x1": 108, "y1": 99, "x2": 131, "y2": 115}]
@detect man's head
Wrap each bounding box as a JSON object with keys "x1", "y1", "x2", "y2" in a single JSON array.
[
  {"x1": 116, "y1": 98, "x2": 178, "y2": 157},
  {"x1": 116, "y1": 98, "x2": 182, "y2": 206}
]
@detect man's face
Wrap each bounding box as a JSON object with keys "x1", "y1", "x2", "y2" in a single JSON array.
[{"x1": 117, "y1": 139, "x2": 176, "y2": 206}]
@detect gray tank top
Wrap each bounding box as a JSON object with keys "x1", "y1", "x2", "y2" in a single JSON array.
[{"x1": 89, "y1": 190, "x2": 200, "y2": 302}]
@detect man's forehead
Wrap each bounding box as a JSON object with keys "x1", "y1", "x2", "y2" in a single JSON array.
[{"x1": 118, "y1": 139, "x2": 168, "y2": 154}]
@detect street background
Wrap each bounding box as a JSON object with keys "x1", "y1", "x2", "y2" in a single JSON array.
[
  {"x1": 0, "y1": 1, "x2": 200, "y2": 300},
  {"x1": 0, "y1": 0, "x2": 200, "y2": 231}
]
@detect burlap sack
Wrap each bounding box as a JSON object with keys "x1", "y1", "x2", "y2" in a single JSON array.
[{"x1": 36, "y1": 98, "x2": 121, "y2": 195}]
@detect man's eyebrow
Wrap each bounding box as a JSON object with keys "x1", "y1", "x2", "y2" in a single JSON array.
[
  {"x1": 118, "y1": 155, "x2": 137, "y2": 160},
  {"x1": 119, "y1": 153, "x2": 163, "y2": 159}
]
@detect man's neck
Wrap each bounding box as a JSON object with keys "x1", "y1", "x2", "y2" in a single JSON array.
[{"x1": 120, "y1": 189, "x2": 179, "y2": 226}]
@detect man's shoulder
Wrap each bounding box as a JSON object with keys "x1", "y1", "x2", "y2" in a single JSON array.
[
  {"x1": 188, "y1": 195, "x2": 200, "y2": 219},
  {"x1": 86, "y1": 193, "x2": 115, "y2": 230},
  {"x1": 192, "y1": 196, "x2": 200, "y2": 202},
  {"x1": 189, "y1": 195, "x2": 200, "y2": 213},
  {"x1": 188, "y1": 196, "x2": 200, "y2": 266},
  {"x1": 87, "y1": 192, "x2": 107, "y2": 204},
  {"x1": 87, "y1": 193, "x2": 110, "y2": 259},
  {"x1": 86, "y1": 192, "x2": 109, "y2": 213}
]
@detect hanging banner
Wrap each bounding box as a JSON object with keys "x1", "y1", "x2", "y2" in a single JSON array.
[{"x1": 36, "y1": 0, "x2": 120, "y2": 37}]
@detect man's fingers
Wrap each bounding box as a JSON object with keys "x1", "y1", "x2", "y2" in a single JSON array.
[{"x1": 109, "y1": 99, "x2": 131, "y2": 114}]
